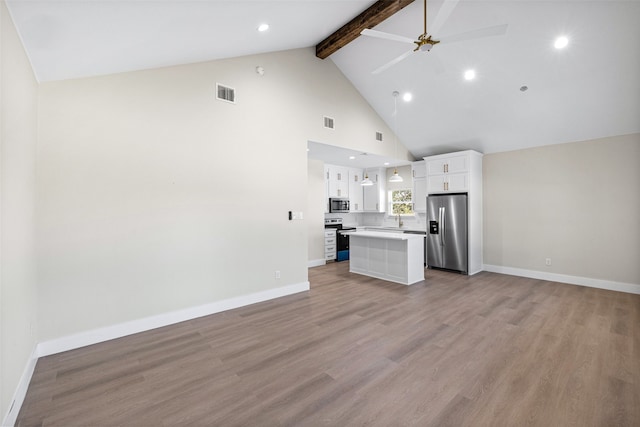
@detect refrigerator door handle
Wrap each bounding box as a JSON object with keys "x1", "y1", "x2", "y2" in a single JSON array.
[{"x1": 439, "y1": 207, "x2": 445, "y2": 246}]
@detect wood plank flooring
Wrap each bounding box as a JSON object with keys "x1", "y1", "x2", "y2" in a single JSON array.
[{"x1": 16, "y1": 263, "x2": 640, "y2": 426}]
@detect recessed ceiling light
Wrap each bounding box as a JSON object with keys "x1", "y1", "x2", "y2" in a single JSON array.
[
  {"x1": 554, "y1": 36, "x2": 569, "y2": 49},
  {"x1": 402, "y1": 93, "x2": 413, "y2": 102},
  {"x1": 257, "y1": 23, "x2": 269, "y2": 32},
  {"x1": 384, "y1": 162, "x2": 390, "y2": 166},
  {"x1": 349, "y1": 156, "x2": 356, "y2": 160},
  {"x1": 464, "y1": 69, "x2": 476, "y2": 81}
]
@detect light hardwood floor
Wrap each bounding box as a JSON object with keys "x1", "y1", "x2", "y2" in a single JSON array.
[{"x1": 17, "y1": 263, "x2": 640, "y2": 426}]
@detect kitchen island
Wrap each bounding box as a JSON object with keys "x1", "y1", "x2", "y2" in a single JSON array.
[{"x1": 347, "y1": 231, "x2": 425, "y2": 285}]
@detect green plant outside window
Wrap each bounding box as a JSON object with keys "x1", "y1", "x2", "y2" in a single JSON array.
[{"x1": 391, "y1": 189, "x2": 413, "y2": 215}]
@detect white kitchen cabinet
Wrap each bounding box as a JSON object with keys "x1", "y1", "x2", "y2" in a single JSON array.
[
  {"x1": 426, "y1": 152, "x2": 474, "y2": 193},
  {"x1": 363, "y1": 168, "x2": 386, "y2": 213},
  {"x1": 324, "y1": 229, "x2": 337, "y2": 261},
  {"x1": 326, "y1": 165, "x2": 349, "y2": 198},
  {"x1": 426, "y1": 154, "x2": 468, "y2": 175},
  {"x1": 427, "y1": 173, "x2": 469, "y2": 193},
  {"x1": 348, "y1": 168, "x2": 364, "y2": 213},
  {"x1": 411, "y1": 160, "x2": 427, "y2": 213},
  {"x1": 412, "y1": 160, "x2": 426, "y2": 178},
  {"x1": 424, "y1": 150, "x2": 483, "y2": 275}
]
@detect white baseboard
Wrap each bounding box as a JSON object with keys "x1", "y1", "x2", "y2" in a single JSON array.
[
  {"x1": 308, "y1": 259, "x2": 326, "y2": 268},
  {"x1": 483, "y1": 264, "x2": 640, "y2": 295},
  {"x1": 37, "y1": 281, "x2": 309, "y2": 358},
  {"x1": 2, "y1": 346, "x2": 38, "y2": 427}
]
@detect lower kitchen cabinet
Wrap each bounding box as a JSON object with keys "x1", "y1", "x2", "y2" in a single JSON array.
[{"x1": 324, "y1": 229, "x2": 337, "y2": 261}]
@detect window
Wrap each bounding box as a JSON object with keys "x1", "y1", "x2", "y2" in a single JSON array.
[{"x1": 390, "y1": 189, "x2": 413, "y2": 215}]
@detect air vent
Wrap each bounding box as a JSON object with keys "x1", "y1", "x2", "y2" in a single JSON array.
[
  {"x1": 376, "y1": 131, "x2": 383, "y2": 142},
  {"x1": 216, "y1": 83, "x2": 236, "y2": 103},
  {"x1": 323, "y1": 116, "x2": 335, "y2": 130}
]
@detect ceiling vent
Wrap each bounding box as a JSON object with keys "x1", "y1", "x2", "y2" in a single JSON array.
[
  {"x1": 323, "y1": 116, "x2": 335, "y2": 130},
  {"x1": 376, "y1": 131, "x2": 383, "y2": 142},
  {"x1": 216, "y1": 83, "x2": 235, "y2": 104}
]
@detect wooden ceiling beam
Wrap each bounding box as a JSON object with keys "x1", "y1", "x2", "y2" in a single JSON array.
[{"x1": 316, "y1": 0, "x2": 415, "y2": 59}]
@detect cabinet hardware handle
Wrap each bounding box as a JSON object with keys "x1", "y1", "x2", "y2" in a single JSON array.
[{"x1": 326, "y1": 172, "x2": 329, "y2": 180}]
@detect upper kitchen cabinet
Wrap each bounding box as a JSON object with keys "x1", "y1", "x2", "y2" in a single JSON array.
[
  {"x1": 411, "y1": 160, "x2": 427, "y2": 213},
  {"x1": 325, "y1": 165, "x2": 349, "y2": 198},
  {"x1": 348, "y1": 168, "x2": 364, "y2": 213},
  {"x1": 363, "y1": 168, "x2": 386, "y2": 213},
  {"x1": 426, "y1": 151, "x2": 482, "y2": 194}
]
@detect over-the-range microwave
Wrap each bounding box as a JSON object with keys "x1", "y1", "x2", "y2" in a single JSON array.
[{"x1": 329, "y1": 198, "x2": 350, "y2": 213}]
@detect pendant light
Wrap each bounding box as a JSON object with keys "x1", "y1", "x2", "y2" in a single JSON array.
[
  {"x1": 389, "y1": 91, "x2": 403, "y2": 183},
  {"x1": 361, "y1": 168, "x2": 374, "y2": 186},
  {"x1": 389, "y1": 168, "x2": 403, "y2": 182}
]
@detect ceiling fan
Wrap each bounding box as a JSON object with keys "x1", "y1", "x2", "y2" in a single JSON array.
[{"x1": 361, "y1": 0, "x2": 508, "y2": 74}]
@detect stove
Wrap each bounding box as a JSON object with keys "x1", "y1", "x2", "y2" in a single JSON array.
[{"x1": 324, "y1": 218, "x2": 356, "y2": 262}]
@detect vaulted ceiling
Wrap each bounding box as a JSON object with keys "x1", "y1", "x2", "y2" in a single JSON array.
[{"x1": 7, "y1": 0, "x2": 640, "y2": 159}]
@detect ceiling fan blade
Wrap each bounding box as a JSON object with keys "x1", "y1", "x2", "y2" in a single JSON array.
[
  {"x1": 372, "y1": 49, "x2": 415, "y2": 75},
  {"x1": 438, "y1": 24, "x2": 509, "y2": 44},
  {"x1": 429, "y1": 0, "x2": 461, "y2": 36},
  {"x1": 361, "y1": 29, "x2": 416, "y2": 45}
]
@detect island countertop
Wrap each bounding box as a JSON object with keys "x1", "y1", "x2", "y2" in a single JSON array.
[{"x1": 341, "y1": 230, "x2": 425, "y2": 240}]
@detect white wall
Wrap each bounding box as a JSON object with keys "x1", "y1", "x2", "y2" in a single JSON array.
[
  {"x1": 483, "y1": 133, "x2": 640, "y2": 286},
  {"x1": 0, "y1": 0, "x2": 39, "y2": 422},
  {"x1": 307, "y1": 158, "x2": 326, "y2": 266},
  {"x1": 36, "y1": 47, "x2": 402, "y2": 342}
]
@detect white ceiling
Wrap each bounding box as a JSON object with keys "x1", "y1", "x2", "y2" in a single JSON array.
[
  {"x1": 307, "y1": 140, "x2": 408, "y2": 169},
  {"x1": 7, "y1": 0, "x2": 640, "y2": 160}
]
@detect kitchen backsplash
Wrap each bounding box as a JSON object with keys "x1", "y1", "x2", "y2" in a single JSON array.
[{"x1": 324, "y1": 212, "x2": 427, "y2": 231}]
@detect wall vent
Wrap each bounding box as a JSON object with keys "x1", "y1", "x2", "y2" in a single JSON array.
[
  {"x1": 376, "y1": 131, "x2": 383, "y2": 142},
  {"x1": 216, "y1": 83, "x2": 236, "y2": 103},
  {"x1": 323, "y1": 116, "x2": 335, "y2": 130}
]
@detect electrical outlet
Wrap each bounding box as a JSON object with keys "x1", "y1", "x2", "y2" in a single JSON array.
[
  {"x1": 275, "y1": 270, "x2": 281, "y2": 279},
  {"x1": 545, "y1": 258, "x2": 552, "y2": 266}
]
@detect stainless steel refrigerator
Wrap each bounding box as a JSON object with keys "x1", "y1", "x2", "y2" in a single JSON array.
[{"x1": 427, "y1": 193, "x2": 468, "y2": 274}]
